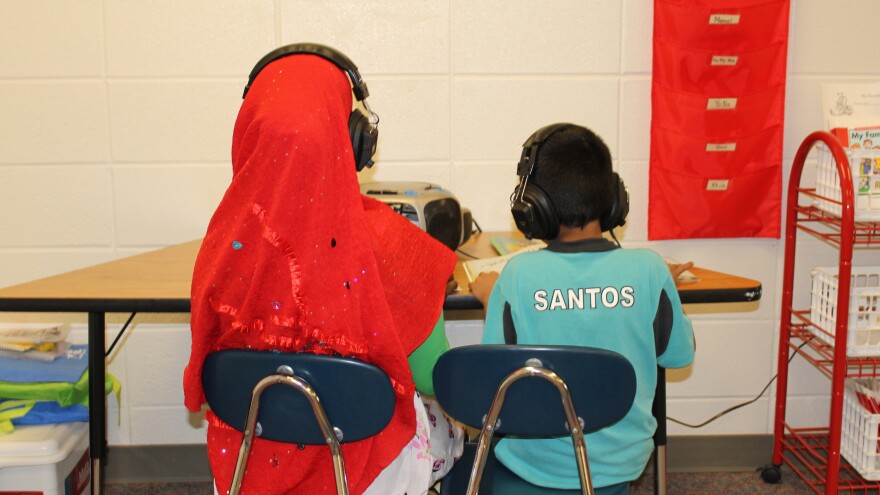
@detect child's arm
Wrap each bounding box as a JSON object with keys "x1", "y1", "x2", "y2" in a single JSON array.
[
  {"x1": 478, "y1": 272, "x2": 508, "y2": 345},
  {"x1": 667, "y1": 260, "x2": 694, "y2": 280},
  {"x1": 408, "y1": 314, "x2": 449, "y2": 397},
  {"x1": 407, "y1": 276, "x2": 459, "y2": 396},
  {"x1": 469, "y1": 271, "x2": 499, "y2": 311}
]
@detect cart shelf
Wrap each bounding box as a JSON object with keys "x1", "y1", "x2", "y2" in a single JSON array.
[
  {"x1": 793, "y1": 192, "x2": 880, "y2": 247},
  {"x1": 787, "y1": 318, "x2": 880, "y2": 379},
  {"x1": 781, "y1": 426, "x2": 880, "y2": 494}
]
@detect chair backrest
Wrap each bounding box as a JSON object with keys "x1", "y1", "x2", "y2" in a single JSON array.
[
  {"x1": 432, "y1": 345, "x2": 636, "y2": 436},
  {"x1": 202, "y1": 349, "x2": 395, "y2": 444}
]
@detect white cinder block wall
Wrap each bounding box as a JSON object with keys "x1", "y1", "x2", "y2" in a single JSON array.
[{"x1": 1, "y1": 1, "x2": 878, "y2": 446}]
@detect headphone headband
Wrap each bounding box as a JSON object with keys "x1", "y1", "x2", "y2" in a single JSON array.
[{"x1": 243, "y1": 42, "x2": 369, "y2": 101}]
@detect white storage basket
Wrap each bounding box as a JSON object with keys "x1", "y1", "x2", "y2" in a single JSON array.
[
  {"x1": 842, "y1": 378, "x2": 880, "y2": 480},
  {"x1": 814, "y1": 143, "x2": 880, "y2": 221},
  {"x1": 0, "y1": 422, "x2": 91, "y2": 494},
  {"x1": 809, "y1": 266, "x2": 880, "y2": 357}
]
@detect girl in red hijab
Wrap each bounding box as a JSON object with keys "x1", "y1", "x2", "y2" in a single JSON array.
[{"x1": 183, "y1": 46, "x2": 461, "y2": 494}]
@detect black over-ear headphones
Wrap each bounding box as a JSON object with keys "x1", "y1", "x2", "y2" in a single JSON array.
[
  {"x1": 510, "y1": 123, "x2": 629, "y2": 240},
  {"x1": 243, "y1": 43, "x2": 379, "y2": 172}
]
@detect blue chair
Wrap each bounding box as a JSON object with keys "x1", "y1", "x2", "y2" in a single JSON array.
[
  {"x1": 432, "y1": 345, "x2": 637, "y2": 495},
  {"x1": 201, "y1": 350, "x2": 396, "y2": 495}
]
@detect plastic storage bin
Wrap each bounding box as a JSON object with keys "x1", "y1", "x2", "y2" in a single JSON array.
[
  {"x1": 0, "y1": 422, "x2": 90, "y2": 494},
  {"x1": 842, "y1": 378, "x2": 880, "y2": 480},
  {"x1": 810, "y1": 266, "x2": 880, "y2": 357},
  {"x1": 814, "y1": 143, "x2": 880, "y2": 221}
]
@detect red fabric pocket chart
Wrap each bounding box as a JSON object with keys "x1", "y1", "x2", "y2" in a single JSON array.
[{"x1": 649, "y1": 0, "x2": 790, "y2": 240}]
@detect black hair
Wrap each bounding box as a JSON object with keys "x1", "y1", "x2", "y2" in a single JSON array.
[{"x1": 531, "y1": 125, "x2": 614, "y2": 229}]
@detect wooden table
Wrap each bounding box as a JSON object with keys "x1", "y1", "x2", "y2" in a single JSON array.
[{"x1": 0, "y1": 232, "x2": 762, "y2": 494}]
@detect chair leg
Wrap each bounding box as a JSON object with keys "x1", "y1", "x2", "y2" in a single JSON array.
[
  {"x1": 228, "y1": 381, "x2": 263, "y2": 495},
  {"x1": 466, "y1": 426, "x2": 495, "y2": 495},
  {"x1": 570, "y1": 427, "x2": 594, "y2": 495},
  {"x1": 653, "y1": 445, "x2": 666, "y2": 495},
  {"x1": 652, "y1": 367, "x2": 667, "y2": 495},
  {"x1": 229, "y1": 432, "x2": 253, "y2": 495}
]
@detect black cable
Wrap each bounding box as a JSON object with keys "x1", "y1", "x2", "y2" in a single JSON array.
[
  {"x1": 608, "y1": 228, "x2": 622, "y2": 248},
  {"x1": 457, "y1": 215, "x2": 483, "y2": 259},
  {"x1": 105, "y1": 312, "x2": 137, "y2": 357},
  {"x1": 667, "y1": 336, "x2": 812, "y2": 429}
]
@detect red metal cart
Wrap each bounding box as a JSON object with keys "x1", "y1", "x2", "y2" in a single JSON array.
[{"x1": 763, "y1": 131, "x2": 880, "y2": 493}]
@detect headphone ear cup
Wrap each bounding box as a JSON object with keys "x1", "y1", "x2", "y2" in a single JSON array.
[
  {"x1": 349, "y1": 109, "x2": 378, "y2": 172},
  {"x1": 511, "y1": 183, "x2": 559, "y2": 240},
  {"x1": 600, "y1": 173, "x2": 630, "y2": 232}
]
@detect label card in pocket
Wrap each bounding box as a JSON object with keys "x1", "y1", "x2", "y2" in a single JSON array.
[
  {"x1": 707, "y1": 179, "x2": 730, "y2": 191},
  {"x1": 707, "y1": 98, "x2": 738, "y2": 110},
  {"x1": 711, "y1": 55, "x2": 739, "y2": 66},
  {"x1": 709, "y1": 14, "x2": 741, "y2": 25},
  {"x1": 706, "y1": 142, "x2": 737, "y2": 152}
]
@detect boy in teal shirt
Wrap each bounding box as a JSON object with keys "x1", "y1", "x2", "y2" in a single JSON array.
[{"x1": 470, "y1": 123, "x2": 695, "y2": 494}]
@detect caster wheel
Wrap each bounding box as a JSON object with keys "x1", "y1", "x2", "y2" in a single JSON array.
[{"x1": 760, "y1": 464, "x2": 782, "y2": 484}]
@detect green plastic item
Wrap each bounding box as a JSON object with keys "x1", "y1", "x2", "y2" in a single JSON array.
[
  {"x1": 0, "y1": 400, "x2": 34, "y2": 433},
  {"x1": 0, "y1": 370, "x2": 120, "y2": 408},
  {"x1": 408, "y1": 314, "x2": 449, "y2": 397}
]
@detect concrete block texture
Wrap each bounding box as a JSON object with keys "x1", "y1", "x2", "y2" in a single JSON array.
[{"x1": 1, "y1": 0, "x2": 879, "y2": 447}]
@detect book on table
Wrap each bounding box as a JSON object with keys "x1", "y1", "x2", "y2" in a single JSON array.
[{"x1": 489, "y1": 236, "x2": 546, "y2": 256}]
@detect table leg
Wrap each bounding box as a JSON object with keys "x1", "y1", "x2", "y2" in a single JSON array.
[
  {"x1": 88, "y1": 312, "x2": 106, "y2": 495},
  {"x1": 652, "y1": 366, "x2": 667, "y2": 495}
]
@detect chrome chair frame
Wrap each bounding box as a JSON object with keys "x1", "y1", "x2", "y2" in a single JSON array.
[
  {"x1": 466, "y1": 364, "x2": 595, "y2": 495},
  {"x1": 229, "y1": 372, "x2": 348, "y2": 495}
]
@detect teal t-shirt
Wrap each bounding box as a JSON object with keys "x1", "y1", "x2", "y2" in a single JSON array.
[{"x1": 480, "y1": 238, "x2": 695, "y2": 489}]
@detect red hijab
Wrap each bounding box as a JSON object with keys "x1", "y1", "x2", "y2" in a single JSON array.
[{"x1": 183, "y1": 54, "x2": 457, "y2": 494}]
